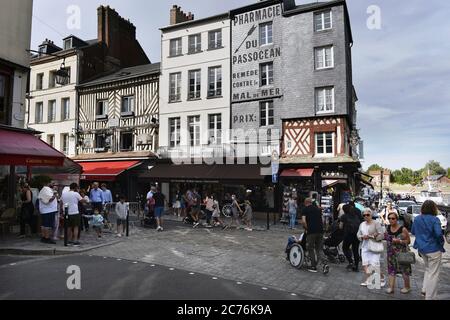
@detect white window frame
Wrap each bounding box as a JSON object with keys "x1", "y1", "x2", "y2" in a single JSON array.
[
  {"x1": 188, "y1": 34, "x2": 202, "y2": 54},
  {"x1": 47, "y1": 134, "x2": 55, "y2": 147},
  {"x1": 35, "y1": 102, "x2": 43, "y2": 123},
  {"x1": 61, "y1": 133, "x2": 69, "y2": 155},
  {"x1": 61, "y1": 98, "x2": 70, "y2": 120},
  {"x1": 188, "y1": 115, "x2": 201, "y2": 147},
  {"x1": 208, "y1": 66, "x2": 222, "y2": 97},
  {"x1": 208, "y1": 29, "x2": 222, "y2": 50},
  {"x1": 64, "y1": 38, "x2": 72, "y2": 50},
  {"x1": 36, "y1": 73, "x2": 44, "y2": 90},
  {"x1": 169, "y1": 72, "x2": 182, "y2": 102},
  {"x1": 169, "y1": 117, "x2": 181, "y2": 148},
  {"x1": 208, "y1": 114, "x2": 222, "y2": 145},
  {"x1": 170, "y1": 38, "x2": 182, "y2": 56},
  {"x1": 315, "y1": 46, "x2": 334, "y2": 70},
  {"x1": 315, "y1": 132, "x2": 335, "y2": 157},
  {"x1": 315, "y1": 87, "x2": 335, "y2": 114},
  {"x1": 315, "y1": 10, "x2": 333, "y2": 32},
  {"x1": 188, "y1": 69, "x2": 201, "y2": 100},
  {"x1": 259, "y1": 22, "x2": 273, "y2": 46},
  {"x1": 49, "y1": 70, "x2": 56, "y2": 88},
  {"x1": 48, "y1": 100, "x2": 56, "y2": 122},
  {"x1": 260, "y1": 101, "x2": 274, "y2": 127},
  {"x1": 121, "y1": 96, "x2": 135, "y2": 114},
  {"x1": 260, "y1": 62, "x2": 274, "y2": 87}
]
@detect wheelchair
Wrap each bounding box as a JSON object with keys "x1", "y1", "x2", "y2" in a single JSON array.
[{"x1": 286, "y1": 233, "x2": 330, "y2": 274}]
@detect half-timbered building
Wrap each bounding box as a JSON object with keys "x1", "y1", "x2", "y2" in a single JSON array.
[{"x1": 73, "y1": 63, "x2": 160, "y2": 200}]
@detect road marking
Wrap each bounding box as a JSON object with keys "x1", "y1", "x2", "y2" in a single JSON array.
[
  {"x1": 236, "y1": 282, "x2": 242, "y2": 285},
  {"x1": 291, "y1": 293, "x2": 297, "y2": 296},
  {"x1": 262, "y1": 287, "x2": 268, "y2": 290},
  {"x1": 132, "y1": 262, "x2": 138, "y2": 264},
  {"x1": 116, "y1": 259, "x2": 122, "y2": 261},
  {"x1": 189, "y1": 272, "x2": 195, "y2": 275},
  {"x1": 169, "y1": 268, "x2": 175, "y2": 271},
  {"x1": 150, "y1": 264, "x2": 155, "y2": 267},
  {"x1": 9, "y1": 263, "x2": 16, "y2": 266},
  {"x1": 212, "y1": 277, "x2": 218, "y2": 280}
]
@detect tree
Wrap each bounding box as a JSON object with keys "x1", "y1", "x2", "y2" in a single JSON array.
[
  {"x1": 423, "y1": 160, "x2": 446, "y2": 177},
  {"x1": 447, "y1": 168, "x2": 450, "y2": 178},
  {"x1": 392, "y1": 168, "x2": 414, "y2": 185},
  {"x1": 366, "y1": 164, "x2": 382, "y2": 173}
]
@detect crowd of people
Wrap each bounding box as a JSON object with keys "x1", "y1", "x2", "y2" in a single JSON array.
[{"x1": 288, "y1": 196, "x2": 446, "y2": 300}]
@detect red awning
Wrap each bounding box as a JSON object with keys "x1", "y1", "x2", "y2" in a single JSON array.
[
  {"x1": 280, "y1": 168, "x2": 315, "y2": 177},
  {"x1": 0, "y1": 128, "x2": 65, "y2": 166},
  {"x1": 79, "y1": 161, "x2": 142, "y2": 181}
]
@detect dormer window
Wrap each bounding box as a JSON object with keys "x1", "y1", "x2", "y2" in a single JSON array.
[
  {"x1": 38, "y1": 45, "x2": 46, "y2": 55},
  {"x1": 64, "y1": 38, "x2": 72, "y2": 50}
]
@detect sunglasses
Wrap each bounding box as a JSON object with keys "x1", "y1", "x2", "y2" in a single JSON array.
[
  {"x1": 388, "y1": 217, "x2": 397, "y2": 220},
  {"x1": 363, "y1": 214, "x2": 371, "y2": 217}
]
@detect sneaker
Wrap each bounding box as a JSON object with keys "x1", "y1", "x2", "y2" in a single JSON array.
[
  {"x1": 205, "y1": 224, "x2": 213, "y2": 228},
  {"x1": 67, "y1": 241, "x2": 74, "y2": 246},
  {"x1": 17, "y1": 234, "x2": 26, "y2": 239},
  {"x1": 421, "y1": 291, "x2": 426, "y2": 297},
  {"x1": 72, "y1": 241, "x2": 81, "y2": 247},
  {"x1": 381, "y1": 279, "x2": 386, "y2": 287},
  {"x1": 360, "y1": 282, "x2": 368, "y2": 287},
  {"x1": 400, "y1": 288, "x2": 411, "y2": 294},
  {"x1": 40, "y1": 237, "x2": 48, "y2": 243},
  {"x1": 193, "y1": 222, "x2": 200, "y2": 228},
  {"x1": 160, "y1": 227, "x2": 164, "y2": 231},
  {"x1": 245, "y1": 227, "x2": 253, "y2": 231},
  {"x1": 307, "y1": 266, "x2": 318, "y2": 273},
  {"x1": 222, "y1": 225, "x2": 229, "y2": 230},
  {"x1": 47, "y1": 239, "x2": 56, "y2": 244},
  {"x1": 117, "y1": 233, "x2": 122, "y2": 237},
  {"x1": 385, "y1": 288, "x2": 394, "y2": 294}
]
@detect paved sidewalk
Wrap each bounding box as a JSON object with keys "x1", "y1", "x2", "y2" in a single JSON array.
[
  {"x1": 87, "y1": 220, "x2": 450, "y2": 300},
  {"x1": 0, "y1": 230, "x2": 122, "y2": 255}
]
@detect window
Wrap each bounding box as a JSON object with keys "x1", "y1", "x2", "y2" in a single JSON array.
[
  {"x1": 0, "y1": 74, "x2": 6, "y2": 124},
  {"x1": 315, "y1": 132, "x2": 334, "y2": 156},
  {"x1": 120, "y1": 132, "x2": 133, "y2": 151},
  {"x1": 169, "y1": 73, "x2": 181, "y2": 102},
  {"x1": 47, "y1": 134, "x2": 55, "y2": 147},
  {"x1": 188, "y1": 115, "x2": 201, "y2": 147},
  {"x1": 169, "y1": 117, "x2": 181, "y2": 148},
  {"x1": 64, "y1": 38, "x2": 72, "y2": 50},
  {"x1": 61, "y1": 133, "x2": 69, "y2": 155},
  {"x1": 49, "y1": 71, "x2": 57, "y2": 88},
  {"x1": 169, "y1": 38, "x2": 182, "y2": 56},
  {"x1": 259, "y1": 22, "x2": 273, "y2": 46},
  {"x1": 121, "y1": 96, "x2": 135, "y2": 115},
  {"x1": 260, "y1": 101, "x2": 274, "y2": 126},
  {"x1": 315, "y1": 87, "x2": 335, "y2": 113},
  {"x1": 208, "y1": 29, "x2": 222, "y2": 50},
  {"x1": 188, "y1": 34, "x2": 202, "y2": 54},
  {"x1": 61, "y1": 98, "x2": 70, "y2": 120},
  {"x1": 48, "y1": 100, "x2": 56, "y2": 122},
  {"x1": 95, "y1": 134, "x2": 106, "y2": 150},
  {"x1": 96, "y1": 100, "x2": 108, "y2": 118},
  {"x1": 208, "y1": 66, "x2": 222, "y2": 97},
  {"x1": 36, "y1": 73, "x2": 44, "y2": 90},
  {"x1": 208, "y1": 114, "x2": 222, "y2": 145},
  {"x1": 315, "y1": 46, "x2": 334, "y2": 69},
  {"x1": 260, "y1": 62, "x2": 274, "y2": 86},
  {"x1": 35, "y1": 102, "x2": 43, "y2": 123},
  {"x1": 314, "y1": 10, "x2": 332, "y2": 31},
  {"x1": 188, "y1": 70, "x2": 201, "y2": 100}
]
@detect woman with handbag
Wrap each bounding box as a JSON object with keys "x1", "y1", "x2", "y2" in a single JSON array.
[
  {"x1": 385, "y1": 212, "x2": 412, "y2": 294},
  {"x1": 412, "y1": 200, "x2": 445, "y2": 300},
  {"x1": 357, "y1": 208, "x2": 385, "y2": 287}
]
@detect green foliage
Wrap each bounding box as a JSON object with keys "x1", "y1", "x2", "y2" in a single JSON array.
[
  {"x1": 366, "y1": 164, "x2": 382, "y2": 173},
  {"x1": 423, "y1": 160, "x2": 446, "y2": 177}
]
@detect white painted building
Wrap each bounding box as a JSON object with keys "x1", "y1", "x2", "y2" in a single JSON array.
[
  {"x1": 27, "y1": 40, "x2": 79, "y2": 156},
  {"x1": 0, "y1": 0, "x2": 33, "y2": 128},
  {"x1": 159, "y1": 7, "x2": 231, "y2": 158}
]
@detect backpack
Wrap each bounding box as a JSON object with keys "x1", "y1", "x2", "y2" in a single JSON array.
[{"x1": 345, "y1": 213, "x2": 361, "y2": 234}]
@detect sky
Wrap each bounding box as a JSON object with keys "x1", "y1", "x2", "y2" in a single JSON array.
[{"x1": 30, "y1": 0, "x2": 450, "y2": 171}]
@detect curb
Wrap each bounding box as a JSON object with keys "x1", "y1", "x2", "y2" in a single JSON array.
[{"x1": 0, "y1": 239, "x2": 122, "y2": 256}]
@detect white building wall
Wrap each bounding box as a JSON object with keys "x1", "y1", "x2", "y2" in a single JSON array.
[
  {"x1": 159, "y1": 18, "x2": 231, "y2": 149},
  {"x1": 27, "y1": 54, "x2": 78, "y2": 156}
]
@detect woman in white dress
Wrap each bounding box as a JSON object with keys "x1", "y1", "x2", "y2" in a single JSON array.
[{"x1": 357, "y1": 208, "x2": 385, "y2": 287}]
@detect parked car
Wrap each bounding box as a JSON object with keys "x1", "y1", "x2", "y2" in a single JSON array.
[
  {"x1": 406, "y1": 205, "x2": 448, "y2": 233},
  {"x1": 397, "y1": 200, "x2": 416, "y2": 220}
]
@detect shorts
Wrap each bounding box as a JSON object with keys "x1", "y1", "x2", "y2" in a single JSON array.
[
  {"x1": 41, "y1": 212, "x2": 56, "y2": 229},
  {"x1": 173, "y1": 201, "x2": 181, "y2": 209},
  {"x1": 154, "y1": 207, "x2": 164, "y2": 218},
  {"x1": 93, "y1": 225, "x2": 102, "y2": 232},
  {"x1": 116, "y1": 218, "x2": 126, "y2": 226},
  {"x1": 68, "y1": 214, "x2": 81, "y2": 228}
]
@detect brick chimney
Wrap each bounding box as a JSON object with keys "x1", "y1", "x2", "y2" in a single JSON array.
[
  {"x1": 96, "y1": 5, "x2": 149, "y2": 68},
  {"x1": 170, "y1": 5, "x2": 194, "y2": 25}
]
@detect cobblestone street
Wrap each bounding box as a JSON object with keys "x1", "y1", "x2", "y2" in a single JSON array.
[{"x1": 86, "y1": 218, "x2": 450, "y2": 300}]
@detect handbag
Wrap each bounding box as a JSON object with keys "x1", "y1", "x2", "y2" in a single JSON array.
[
  {"x1": 367, "y1": 239, "x2": 384, "y2": 253},
  {"x1": 397, "y1": 251, "x2": 416, "y2": 265}
]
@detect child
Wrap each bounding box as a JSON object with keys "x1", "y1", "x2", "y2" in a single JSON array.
[
  {"x1": 243, "y1": 200, "x2": 253, "y2": 231},
  {"x1": 83, "y1": 209, "x2": 104, "y2": 238},
  {"x1": 211, "y1": 196, "x2": 225, "y2": 227},
  {"x1": 115, "y1": 195, "x2": 128, "y2": 237}
]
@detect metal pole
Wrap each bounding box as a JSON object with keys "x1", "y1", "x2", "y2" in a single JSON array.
[
  {"x1": 64, "y1": 204, "x2": 69, "y2": 247},
  {"x1": 266, "y1": 208, "x2": 270, "y2": 230},
  {"x1": 126, "y1": 207, "x2": 129, "y2": 237},
  {"x1": 380, "y1": 169, "x2": 384, "y2": 208}
]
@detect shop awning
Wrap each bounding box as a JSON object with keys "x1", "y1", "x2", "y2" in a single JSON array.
[
  {"x1": 0, "y1": 127, "x2": 65, "y2": 166},
  {"x1": 79, "y1": 161, "x2": 142, "y2": 181},
  {"x1": 141, "y1": 163, "x2": 266, "y2": 181},
  {"x1": 280, "y1": 168, "x2": 314, "y2": 177}
]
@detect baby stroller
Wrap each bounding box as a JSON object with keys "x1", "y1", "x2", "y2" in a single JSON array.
[
  {"x1": 285, "y1": 232, "x2": 330, "y2": 274},
  {"x1": 322, "y1": 220, "x2": 346, "y2": 264},
  {"x1": 141, "y1": 204, "x2": 156, "y2": 229}
]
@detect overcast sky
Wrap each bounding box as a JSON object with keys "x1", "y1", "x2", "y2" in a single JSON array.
[{"x1": 30, "y1": 0, "x2": 450, "y2": 171}]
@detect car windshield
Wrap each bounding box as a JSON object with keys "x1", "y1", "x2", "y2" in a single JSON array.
[
  {"x1": 428, "y1": 192, "x2": 441, "y2": 197},
  {"x1": 411, "y1": 206, "x2": 421, "y2": 214},
  {"x1": 398, "y1": 201, "x2": 415, "y2": 207}
]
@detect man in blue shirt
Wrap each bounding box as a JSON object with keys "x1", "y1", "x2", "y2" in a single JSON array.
[
  {"x1": 89, "y1": 182, "x2": 104, "y2": 213},
  {"x1": 101, "y1": 183, "x2": 113, "y2": 222},
  {"x1": 412, "y1": 200, "x2": 445, "y2": 300}
]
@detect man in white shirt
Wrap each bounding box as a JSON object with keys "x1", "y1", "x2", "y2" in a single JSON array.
[
  {"x1": 38, "y1": 180, "x2": 58, "y2": 244},
  {"x1": 61, "y1": 183, "x2": 86, "y2": 246}
]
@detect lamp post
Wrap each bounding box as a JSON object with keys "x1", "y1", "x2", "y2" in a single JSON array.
[{"x1": 380, "y1": 168, "x2": 384, "y2": 208}]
